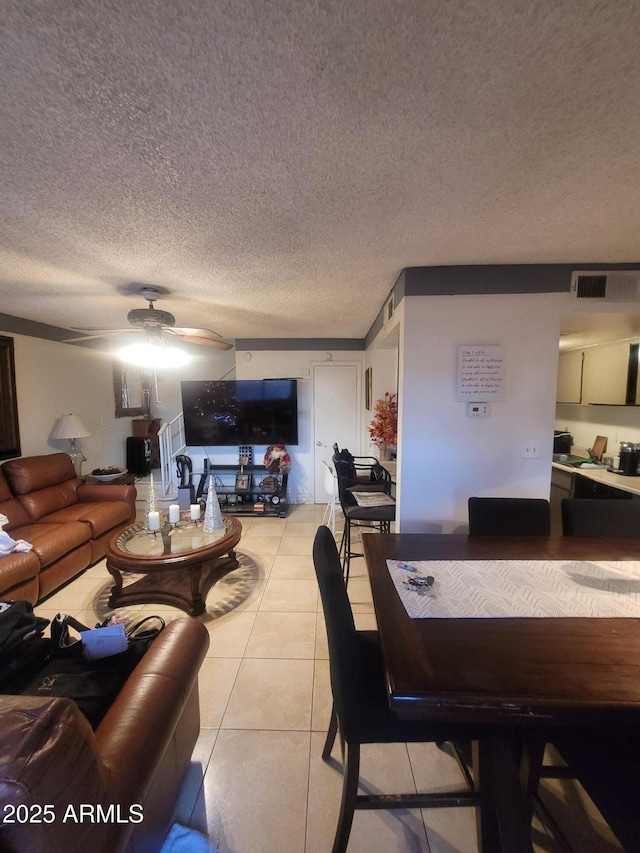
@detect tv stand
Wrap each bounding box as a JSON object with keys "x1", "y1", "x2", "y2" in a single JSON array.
[{"x1": 195, "y1": 464, "x2": 289, "y2": 518}]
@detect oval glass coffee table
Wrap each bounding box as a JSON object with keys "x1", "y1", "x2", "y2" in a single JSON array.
[{"x1": 106, "y1": 515, "x2": 242, "y2": 616}]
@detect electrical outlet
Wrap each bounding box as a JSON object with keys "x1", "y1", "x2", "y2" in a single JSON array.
[{"x1": 522, "y1": 441, "x2": 541, "y2": 459}]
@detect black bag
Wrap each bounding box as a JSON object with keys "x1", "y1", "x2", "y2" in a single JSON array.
[
  {"x1": 125, "y1": 615, "x2": 165, "y2": 657},
  {"x1": 19, "y1": 615, "x2": 165, "y2": 728},
  {"x1": 0, "y1": 600, "x2": 49, "y2": 651},
  {"x1": 0, "y1": 600, "x2": 51, "y2": 693},
  {"x1": 20, "y1": 655, "x2": 129, "y2": 728},
  {"x1": 50, "y1": 613, "x2": 165, "y2": 659},
  {"x1": 49, "y1": 612, "x2": 89, "y2": 657}
]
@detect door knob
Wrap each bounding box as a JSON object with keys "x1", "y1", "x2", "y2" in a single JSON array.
[{"x1": 316, "y1": 441, "x2": 326, "y2": 447}]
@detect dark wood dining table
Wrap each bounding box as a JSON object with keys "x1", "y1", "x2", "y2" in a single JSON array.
[{"x1": 362, "y1": 533, "x2": 640, "y2": 852}]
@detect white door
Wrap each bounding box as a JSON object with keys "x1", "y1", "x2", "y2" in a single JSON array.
[{"x1": 313, "y1": 364, "x2": 360, "y2": 503}]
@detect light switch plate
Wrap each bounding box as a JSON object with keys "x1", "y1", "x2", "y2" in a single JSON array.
[{"x1": 467, "y1": 403, "x2": 490, "y2": 417}]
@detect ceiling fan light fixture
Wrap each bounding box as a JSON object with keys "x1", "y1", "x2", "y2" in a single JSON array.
[{"x1": 117, "y1": 341, "x2": 191, "y2": 368}]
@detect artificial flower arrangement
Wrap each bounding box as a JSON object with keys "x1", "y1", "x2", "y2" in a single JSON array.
[{"x1": 368, "y1": 392, "x2": 398, "y2": 447}]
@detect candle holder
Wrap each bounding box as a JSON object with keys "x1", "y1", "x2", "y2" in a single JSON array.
[{"x1": 168, "y1": 516, "x2": 200, "y2": 532}]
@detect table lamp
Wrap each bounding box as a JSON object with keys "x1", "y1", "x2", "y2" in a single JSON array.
[{"x1": 50, "y1": 414, "x2": 92, "y2": 476}]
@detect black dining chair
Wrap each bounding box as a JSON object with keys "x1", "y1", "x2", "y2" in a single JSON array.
[
  {"x1": 468, "y1": 497, "x2": 551, "y2": 536},
  {"x1": 524, "y1": 727, "x2": 640, "y2": 852},
  {"x1": 332, "y1": 446, "x2": 395, "y2": 584},
  {"x1": 561, "y1": 498, "x2": 640, "y2": 537},
  {"x1": 312, "y1": 525, "x2": 482, "y2": 853}
]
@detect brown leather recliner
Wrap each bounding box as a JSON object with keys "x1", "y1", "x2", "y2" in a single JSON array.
[{"x1": 0, "y1": 617, "x2": 209, "y2": 853}]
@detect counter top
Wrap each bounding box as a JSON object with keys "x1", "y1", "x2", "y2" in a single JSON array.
[{"x1": 552, "y1": 461, "x2": 640, "y2": 497}]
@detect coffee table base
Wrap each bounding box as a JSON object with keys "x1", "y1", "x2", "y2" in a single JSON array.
[{"x1": 108, "y1": 551, "x2": 240, "y2": 617}]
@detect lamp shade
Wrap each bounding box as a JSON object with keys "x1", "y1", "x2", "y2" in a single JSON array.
[{"x1": 50, "y1": 414, "x2": 92, "y2": 440}]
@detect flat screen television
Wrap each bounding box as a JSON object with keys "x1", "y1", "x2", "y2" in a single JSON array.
[{"x1": 181, "y1": 379, "x2": 298, "y2": 447}]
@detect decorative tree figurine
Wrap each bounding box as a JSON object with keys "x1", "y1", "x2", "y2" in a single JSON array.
[
  {"x1": 145, "y1": 472, "x2": 161, "y2": 530},
  {"x1": 203, "y1": 485, "x2": 225, "y2": 533},
  {"x1": 368, "y1": 392, "x2": 398, "y2": 460},
  {"x1": 146, "y1": 472, "x2": 157, "y2": 513}
]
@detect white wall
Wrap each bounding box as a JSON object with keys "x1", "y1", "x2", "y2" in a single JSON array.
[
  {"x1": 2, "y1": 332, "x2": 131, "y2": 469},
  {"x1": 395, "y1": 292, "x2": 566, "y2": 533}
]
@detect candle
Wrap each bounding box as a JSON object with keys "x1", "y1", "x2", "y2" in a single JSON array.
[
  {"x1": 148, "y1": 511, "x2": 160, "y2": 531},
  {"x1": 190, "y1": 503, "x2": 201, "y2": 521},
  {"x1": 169, "y1": 504, "x2": 180, "y2": 523}
]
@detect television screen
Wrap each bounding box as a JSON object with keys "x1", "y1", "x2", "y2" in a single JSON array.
[{"x1": 181, "y1": 379, "x2": 298, "y2": 447}]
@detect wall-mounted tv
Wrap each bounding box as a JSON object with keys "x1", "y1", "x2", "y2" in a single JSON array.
[{"x1": 181, "y1": 379, "x2": 298, "y2": 447}]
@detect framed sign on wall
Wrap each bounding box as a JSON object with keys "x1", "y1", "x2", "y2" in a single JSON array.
[
  {"x1": 456, "y1": 345, "x2": 504, "y2": 401},
  {"x1": 0, "y1": 336, "x2": 21, "y2": 460}
]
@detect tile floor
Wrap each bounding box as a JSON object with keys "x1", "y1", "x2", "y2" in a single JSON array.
[{"x1": 34, "y1": 505, "x2": 621, "y2": 852}]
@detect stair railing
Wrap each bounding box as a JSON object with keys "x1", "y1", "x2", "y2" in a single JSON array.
[{"x1": 158, "y1": 412, "x2": 186, "y2": 497}]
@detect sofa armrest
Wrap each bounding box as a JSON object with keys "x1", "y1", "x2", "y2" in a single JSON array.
[
  {"x1": 77, "y1": 483, "x2": 137, "y2": 515},
  {"x1": 94, "y1": 618, "x2": 209, "y2": 806},
  {"x1": 0, "y1": 695, "x2": 111, "y2": 853}
]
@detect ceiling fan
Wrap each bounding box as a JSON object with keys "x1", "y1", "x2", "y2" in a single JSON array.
[{"x1": 63, "y1": 286, "x2": 233, "y2": 351}]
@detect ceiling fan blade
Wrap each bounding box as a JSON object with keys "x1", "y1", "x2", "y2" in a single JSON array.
[
  {"x1": 61, "y1": 329, "x2": 136, "y2": 342},
  {"x1": 70, "y1": 326, "x2": 138, "y2": 334},
  {"x1": 170, "y1": 326, "x2": 233, "y2": 350},
  {"x1": 171, "y1": 326, "x2": 225, "y2": 340},
  {"x1": 178, "y1": 334, "x2": 233, "y2": 350}
]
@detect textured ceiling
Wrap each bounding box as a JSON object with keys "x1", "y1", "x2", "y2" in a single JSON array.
[{"x1": 2, "y1": 0, "x2": 640, "y2": 343}]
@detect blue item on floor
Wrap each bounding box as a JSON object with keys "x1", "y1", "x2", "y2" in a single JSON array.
[{"x1": 160, "y1": 823, "x2": 217, "y2": 852}]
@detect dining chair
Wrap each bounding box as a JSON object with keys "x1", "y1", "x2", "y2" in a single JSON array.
[
  {"x1": 332, "y1": 447, "x2": 395, "y2": 584},
  {"x1": 468, "y1": 497, "x2": 551, "y2": 536},
  {"x1": 525, "y1": 728, "x2": 640, "y2": 852},
  {"x1": 561, "y1": 498, "x2": 640, "y2": 537},
  {"x1": 321, "y1": 459, "x2": 339, "y2": 534},
  {"x1": 312, "y1": 525, "x2": 482, "y2": 853}
]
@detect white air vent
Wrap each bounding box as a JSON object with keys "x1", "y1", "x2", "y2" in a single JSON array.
[{"x1": 570, "y1": 271, "x2": 640, "y2": 301}]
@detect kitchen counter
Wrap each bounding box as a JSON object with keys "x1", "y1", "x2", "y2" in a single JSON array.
[{"x1": 552, "y1": 461, "x2": 640, "y2": 497}]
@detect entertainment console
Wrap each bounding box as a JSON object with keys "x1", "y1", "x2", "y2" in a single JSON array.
[{"x1": 195, "y1": 464, "x2": 289, "y2": 518}]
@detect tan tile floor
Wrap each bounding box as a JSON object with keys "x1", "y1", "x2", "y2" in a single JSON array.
[{"x1": 34, "y1": 505, "x2": 622, "y2": 852}]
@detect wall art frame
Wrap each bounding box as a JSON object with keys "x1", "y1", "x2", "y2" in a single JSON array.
[
  {"x1": 0, "y1": 335, "x2": 22, "y2": 460},
  {"x1": 365, "y1": 367, "x2": 373, "y2": 410},
  {"x1": 113, "y1": 363, "x2": 152, "y2": 418}
]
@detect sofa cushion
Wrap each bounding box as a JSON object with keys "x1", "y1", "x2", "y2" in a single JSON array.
[
  {"x1": 2, "y1": 453, "x2": 77, "y2": 495},
  {"x1": 16, "y1": 481, "x2": 81, "y2": 523},
  {"x1": 77, "y1": 483, "x2": 137, "y2": 520},
  {"x1": 11, "y1": 522, "x2": 91, "y2": 569},
  {"x1": 0, "y1": 550, "x2": 40, "y2": 590},
  {"x1": 0, "y1": 469, "x2": 31, "y2": 531},
  {"x1": 40, "y1": 501, "x2": 133, "y2": 538},
  {"x1": 2, "y1": 454, "x2": 81, "y2": 523}
]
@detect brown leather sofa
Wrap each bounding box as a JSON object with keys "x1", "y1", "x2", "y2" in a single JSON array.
[
  {"x1": 0, "y1": 617, "x2": 210, "y2": 853},
  {"x1": 0, "y1": 453, "x2": 136, "y2": 604}
]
